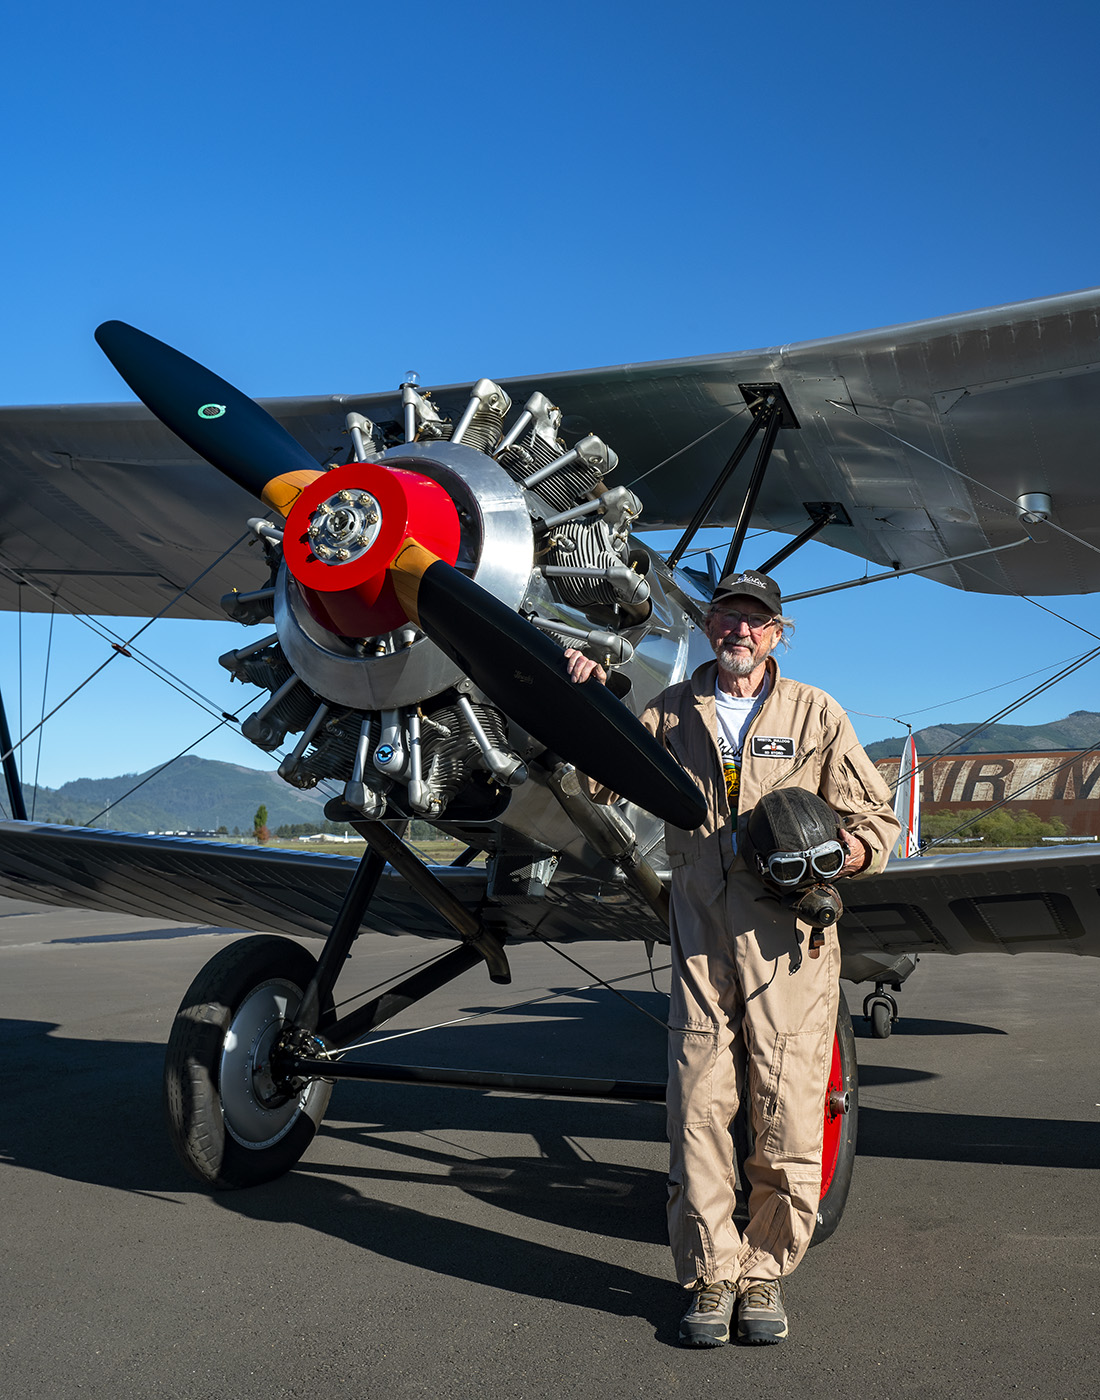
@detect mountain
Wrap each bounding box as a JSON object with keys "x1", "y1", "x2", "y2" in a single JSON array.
[
  {"x1": 20, "y1": 755, "x2": 330, "y2": 833},
  {"x1": 864, "y1": 710, "x2": 1100, "y2": 760}
]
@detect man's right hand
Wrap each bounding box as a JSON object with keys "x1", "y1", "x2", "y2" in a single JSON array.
[{"x1": 564, "y1": 648, "x2": 607, "y2": 685}]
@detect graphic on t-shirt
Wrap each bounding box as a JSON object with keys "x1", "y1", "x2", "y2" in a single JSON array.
[
  {"x1": 716, "y1": 732, "x2": 740, "y2": 809},
  {"x1": 714, "y1": 682, "x2": 768, "y2": 819}
]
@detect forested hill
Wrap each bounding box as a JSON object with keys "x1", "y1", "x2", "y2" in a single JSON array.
[
  {"x1": 17, "y1": 714, "x2": 1100, "y2": 829},
  {"x1": 864, "y1": 710, "x2": 1100, "y2": 761},
  {"x1": 15, "y1": 755, "x2": 329, "y2": 833}
]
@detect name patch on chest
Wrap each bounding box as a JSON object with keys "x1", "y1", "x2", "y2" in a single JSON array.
[{"x1": 751, "y1": 736, "x2": 795, "y2": 759}]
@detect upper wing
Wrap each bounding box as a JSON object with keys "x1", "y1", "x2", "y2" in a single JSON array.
[{"x1": 3, "y1": 286, "x2": 1100, "y2": 617}]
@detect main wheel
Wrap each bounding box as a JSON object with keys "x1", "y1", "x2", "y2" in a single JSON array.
[
  {"x1": 812, "y1": 994, "x2": 858, "y2": 1244},
  {"x1": 163, "y1": 935, "x2": 334, "y2": 1189}
]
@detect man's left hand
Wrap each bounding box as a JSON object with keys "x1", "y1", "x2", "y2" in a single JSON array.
[{"x1": 839, "y1": 828, "x2": 869, "y2": 876}]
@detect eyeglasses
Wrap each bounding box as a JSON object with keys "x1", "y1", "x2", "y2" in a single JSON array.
[
  {"x1": 710, "y1": 610, "x2": 776, "y2": 632},
  {"x1": 757, "y1": 840, "x2": 846, "y2": 888}
]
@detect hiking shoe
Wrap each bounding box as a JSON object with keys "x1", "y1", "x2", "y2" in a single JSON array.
[
  {"x1": 679, "y1": 1279, "x2": 736, "y2": 1347},
  {"x1": 737, "y1": 1278, "x2": 788, "y2": 1344}
]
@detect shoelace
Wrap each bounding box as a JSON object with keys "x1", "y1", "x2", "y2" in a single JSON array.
[
  {"x1": 691, "y1": 1281, "x2": 734, "y2": 1314},
  {"x1": 740, "y1": 1280, "x2": 780, "y2": 1309}
]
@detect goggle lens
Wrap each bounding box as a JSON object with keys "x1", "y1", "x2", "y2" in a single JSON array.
[{"x1": 764, "y1": 839, "x2": 845, "y2": 887}]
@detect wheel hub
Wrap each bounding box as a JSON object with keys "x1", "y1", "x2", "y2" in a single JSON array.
[{"x1": 220, "y1": 978, "x2": 313, "y2": 1148}]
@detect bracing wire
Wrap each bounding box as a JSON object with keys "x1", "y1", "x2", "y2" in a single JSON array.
[
  {"x1": 83, "y1": 698, "x2": 256, "y2": 828},
  {"x1": 0, "y1": 531, "x2": 250, "y2": 766},
  {"x1": 30, "y1": 597, "x2": 55, "y2": 820},
  {"x1": 332, "y1": 958, "x2": 674, "y2": 1057},
  {"x1": 889, "y1": 645, "x2": 1100, "y2": 789},
  {"x1": 828, "y1": 400, "x2": 1100, "y2": 562},
  {"x1": 535, "y1": 937, "x2": 671, "y2": 1030},
  {"x1": 625, "y1": 404, "x2": 749, "y2": 490}
]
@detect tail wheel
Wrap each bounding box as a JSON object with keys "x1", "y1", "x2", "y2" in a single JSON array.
[
  {"x1": 813, "y1": 995, "x2": 858, "y2": 1244},
  {"x1": 163, "y1": 935, "x2": 334, "y2": 1190}
]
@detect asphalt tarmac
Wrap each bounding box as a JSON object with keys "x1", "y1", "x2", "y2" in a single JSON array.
[{"x1": 2, "y1": 894, "x2": 1097, "y2": 1399}]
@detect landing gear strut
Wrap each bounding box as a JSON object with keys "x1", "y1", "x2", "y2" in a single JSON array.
[{"x1": 863, "y1": 984, "x2": 900, "y2": 1039}]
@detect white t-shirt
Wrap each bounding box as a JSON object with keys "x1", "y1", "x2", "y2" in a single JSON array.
[{"x1": 714, "y1": 677, "x2": 769, "y2": 848}]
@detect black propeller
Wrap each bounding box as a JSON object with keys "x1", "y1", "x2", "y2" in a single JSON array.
[
  {"x1": 95, "y1": 320, "x2": 319, "y2": 497},
  {"x1": 392, "y1": 545, "x2": 707, "y2": 829},
  {"x1": 96, "y1": 321, "x2": 707, "y2": 830}
]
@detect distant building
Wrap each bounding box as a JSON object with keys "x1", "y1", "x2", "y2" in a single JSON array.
[{"x1": 875, "y1": 751, "x2": 1100, "y2": 837}]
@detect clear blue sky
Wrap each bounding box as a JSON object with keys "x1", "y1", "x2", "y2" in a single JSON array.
[{"x1": 2, "y1": 0, "x2": 1099, "y2": 794}]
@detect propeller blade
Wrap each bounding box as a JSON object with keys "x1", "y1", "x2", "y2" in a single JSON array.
[
  {"x1": 94, "y1": 320, "x2": 321, "y2": 500},
  {"x1": 391, "y1": 545, "x2": 706, "y2": 830}
]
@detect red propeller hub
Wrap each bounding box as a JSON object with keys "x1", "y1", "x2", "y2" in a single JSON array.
[{"x1": 282, "y1": 462, "x2": 461, "y2": 636}]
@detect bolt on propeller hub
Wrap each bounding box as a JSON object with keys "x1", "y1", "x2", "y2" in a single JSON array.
[{"x1": 282, "y1": 461, "x2": 462, "y2": 637}]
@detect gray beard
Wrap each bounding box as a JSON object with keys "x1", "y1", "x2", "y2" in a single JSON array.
[{"x1": 716, "y1": 645, "x2": 759, "y2": 677}]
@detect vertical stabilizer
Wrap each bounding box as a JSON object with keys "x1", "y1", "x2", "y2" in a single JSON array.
[{"x1": 893, "y1": 735, "x2": 921, "y2": 857}]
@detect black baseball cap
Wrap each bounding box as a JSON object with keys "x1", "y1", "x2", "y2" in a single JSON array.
[{"x1": 710, "y1": 569, "x2": 782, "y2": 615}]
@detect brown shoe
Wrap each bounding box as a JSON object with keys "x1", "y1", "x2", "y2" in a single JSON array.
[
  {"x1": 737, "y1": 1278, "x2": 788, "y2": 1344},
  {"x1": 679, "y1": 1279, "x2": 736, "y2": 1347}
]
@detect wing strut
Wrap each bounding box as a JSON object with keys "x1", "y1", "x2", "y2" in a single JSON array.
[
  {"x1": 0, "y1": 684, "x2": 27, "y2": 822},
  {"x1": 666, "y1": 383, "x2": 800, "y2": 577},
  {"x1": 290, "y1": 796, "x2": 510, "y2": 1044}
]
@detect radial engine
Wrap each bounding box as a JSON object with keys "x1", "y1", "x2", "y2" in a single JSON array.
[{"x1": 218, "y1": 375, "x2": 704, "y2": 846}]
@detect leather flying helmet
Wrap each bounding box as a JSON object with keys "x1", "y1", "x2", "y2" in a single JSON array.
[{"x1": 744, "y1": 787, "x2": 847, "y2": 929}]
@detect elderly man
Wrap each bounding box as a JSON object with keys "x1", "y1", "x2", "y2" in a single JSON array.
[{"x1": 567, "y1": 569, "x2": 898, "y2": 1347}]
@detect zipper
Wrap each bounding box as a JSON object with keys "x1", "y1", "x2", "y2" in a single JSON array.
[{"x1": 757, "y1": 745, "x2": 817, "y2": 796}]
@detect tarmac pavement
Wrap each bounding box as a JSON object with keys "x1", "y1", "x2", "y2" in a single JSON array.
[{"x1": 1, "y1": 894, "x2": 1097, "y2": 1399}]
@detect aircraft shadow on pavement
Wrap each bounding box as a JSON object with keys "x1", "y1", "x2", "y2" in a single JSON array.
[
  {"x1": 853, "y1": 1016, "x2": 1009, "y2": 1037},
  {"x1": 4, "y1": 1005, "x2": 1098, "y2": 1230},
  {"x1": 856, "y1": 1105, "x2": 1100, "y2": 1168},
  {"x1": 219, "y1": 1164, "x2": 684, "y2": 1339}
]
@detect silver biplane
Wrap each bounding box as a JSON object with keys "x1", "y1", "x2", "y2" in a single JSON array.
[{"x1": 1, "y1": 287, "x2": 1098, "y2": 1240}]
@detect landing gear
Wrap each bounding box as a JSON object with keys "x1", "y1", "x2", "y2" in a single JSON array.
[
  {"x1": 163, "y1": 936, "x2": 334, "y2": 1189},
  {"x1": 813, "y1": 996, "x2": 858, "y2": 1245},
  {"x1": 863, "y1": 986, "x2": 900, "y2": 1039}
]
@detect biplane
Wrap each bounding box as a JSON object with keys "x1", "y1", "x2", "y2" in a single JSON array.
[{"x1": 1, "y1": 286, "x2": 1098, "y2": 1240}]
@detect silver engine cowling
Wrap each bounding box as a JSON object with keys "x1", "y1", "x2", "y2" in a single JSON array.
[{"x1": 218, "y1": 376, "x2": 693, "y2": 834}]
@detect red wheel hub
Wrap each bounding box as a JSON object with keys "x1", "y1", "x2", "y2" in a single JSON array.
[
  {"x1": 820, "y1": 1029, "x2": 844, "y2": 1199},
  {"x1": 282, "y1": 462, "x2": 461, "y2": 636}
]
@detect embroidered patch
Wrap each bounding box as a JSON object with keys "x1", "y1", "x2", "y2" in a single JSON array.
[{"x1": 751, "y1": 736, "x2": 795, "y2": 758}]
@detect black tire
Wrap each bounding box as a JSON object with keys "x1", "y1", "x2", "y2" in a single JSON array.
[
  {"x1": 812, "y1": 995, "x2": 858, "y2": 1245},
  {"x1": 870, "y1": 999, "x2": 893, "y2": 1040},
  {"x1": 163, "y1": 935, "x2": 333, "y2": 1190}
]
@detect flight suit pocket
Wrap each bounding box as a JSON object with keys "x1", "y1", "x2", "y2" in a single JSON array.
[
  {"x1": 758, "y1": 1030, "x2": 826, "y2": 1159},
  {"x1": 667, "y1": 1024, "x2": 719, "y2": 1128}
]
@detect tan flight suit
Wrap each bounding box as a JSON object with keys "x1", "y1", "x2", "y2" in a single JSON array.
[{"x1": 618, "y1": 657, "x2": 899, "y2": 1287}]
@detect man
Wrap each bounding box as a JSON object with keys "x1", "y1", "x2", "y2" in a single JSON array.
[{"x1": 566, "y1": 569, "x2": 898, "y2": 1347}]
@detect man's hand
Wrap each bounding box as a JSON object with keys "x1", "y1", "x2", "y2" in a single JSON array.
[
  {"x1": 564, "y1": 647, "x2": 607, "y2": 685},
  {"x1": 839, "y1": 827, "x2": 869, "y2": 876}
]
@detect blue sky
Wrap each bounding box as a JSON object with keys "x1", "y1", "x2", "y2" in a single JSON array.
[{"x1": 2, "y1": 0, "x2": 1100, "y2": 794}]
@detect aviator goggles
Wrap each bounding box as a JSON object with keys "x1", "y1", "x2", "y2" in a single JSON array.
[{"x1": 758, "y1": 838, "x2": 846, "y2": 888}]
